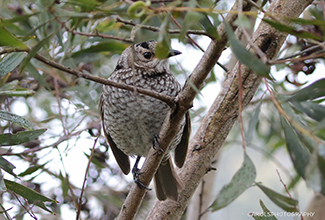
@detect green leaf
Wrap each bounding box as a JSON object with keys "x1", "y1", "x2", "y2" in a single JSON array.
[
  {"x1": 0, "y1": 90, "x2": 35, "y2": 96},
  {"x1": 68, "y1": 0, "x2": 101, "y2": 7},
  {"x1": 127, "y1": 1, "x2": 150, "y2": 18},
  {"x1": 155, "y1": 16, "x2": 171, "y2": 60},
  {"x1": 199, "y1": 14, "x2": 219, "y2": 39},
  {"x1": 84, "y1": 152, "x2": 105, "y2": 169},
  {"x1": 288, "y1": 78, "x2": 325, "y2": 102},
  {"x1": 179, "y1": 11, "x2": 205, "y2": 41},
  {"x1": 250, "y1": 200, "x2": 278, "y2": 220},
  {"x1": 290, "y1": 101, "x2": 325, "y2": 122},
  {"x1": 263, "y1": 18, "x2": 323, "y2": 41},
  {"x1": 0, "y1": 171, "x2": 7, "y2": 191},
  {"x1": 318, "y1": 149, "x2": 325, "y2": 195},
  {"x1": 4, "y1": 179, "x2": 57, "y2": 213},
  {"x1": 0, "y1": 129, "x2": 46, "y2": 146},
  {"x1": 54, "y1": 6, "x2": 98, "y2": 18},
  {"x1": 0, "y1": 110, "x2": 34, "y2": 130},
  {"x1": 234, "y1": 14, "x2": 252, "y2": 29},
  {"x1": 210, "y1": 153, "x2": 256, "y2": 211},
  {"x1": 305, "y1": 148, "x2": 322, "y2": 193},
  {"x1": 18, "y1": 163, "x2": 48, "y2": 177},
  {"x1": 0, "y1": 52, "x2": 25, "y2": 78},
  {"x1": 281, "y1": 117, "x2": 310, "y2": 178},
  {"x1": 287, "y1": 18, "x2": 325, "y2": 26},
  {"x1": 59, "y1": 172, "x2": 69, "y2": 198},
  {"x1": 19, "y1": 32, "x2": 57, "y2": 73},
  {"x1": 71, "y1": 42, "x2": 128, "y2": 58},
  {"x1": 0, "y1": 157, "x2": 16, "y2": 177},
  {"x1": 0, "y1": 89, "x2": 35, "y2": 96},
  {"x1": 245, "y1": 101, "x2": 262, "y2": 144},
  {"x1": 224, "y1": 21, "x2": 271, "y2": 78},
  {"x1": 25, "y1": 63, "x2": 50, "y2": 90},
  {"x1": 257, "y1": 183, "x2": 298, "y2": 212},
  {"x1": 0, "y1": 26, "x2": 27, "y2": 49}
]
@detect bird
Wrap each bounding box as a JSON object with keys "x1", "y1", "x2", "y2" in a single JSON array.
[{"x1": 99, "y1": 40, "x2": 190, "y2": 201}]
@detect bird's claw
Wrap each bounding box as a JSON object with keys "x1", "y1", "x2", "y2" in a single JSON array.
[
  {"x1": 132, "y1": 167, "x2": 151, "y2": 190},
  {"x1": 153, "y1": 134, "x2": 164, "y2": 154}
]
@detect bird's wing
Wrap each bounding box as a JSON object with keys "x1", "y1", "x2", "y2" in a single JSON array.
[
  {"x1": 99, "y1": 94, "x2": 131, "y2": 174},
  {"x1": 174, "y1": 111, "x2": 191, "y2": 168}
]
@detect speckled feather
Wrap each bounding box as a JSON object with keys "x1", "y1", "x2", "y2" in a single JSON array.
[{"x1": 99, "y1": 41, "x2": 190, "y2": 201}]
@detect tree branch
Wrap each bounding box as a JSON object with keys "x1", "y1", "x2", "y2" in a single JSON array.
[
  {"x1": 145, "y1": 0, "x2": 314, "y2": 219},
  {"x1": 0, "y1": 49, "x2": 176, "y2": 108},
  {"x1": 115, "y1": 0, "x2": 258, "y2": 219},
  {"x1": 116, "y1": 17, "x2": 213, "y2": 39}
]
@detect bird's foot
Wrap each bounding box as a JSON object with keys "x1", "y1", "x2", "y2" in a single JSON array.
[
  {"x1": 153, "y1": 134, "x2": 164, "y2": 154},
  {"x1": 132, "y1": 166, "x2": 151, "y2": 190},
  {"x1": 132, "y1": 156, "x2": 151, "y2": 190}
]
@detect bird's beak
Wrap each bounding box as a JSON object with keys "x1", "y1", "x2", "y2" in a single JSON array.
[{"x1": 168, "y1": 49, "x2": 182, "y2": 58}]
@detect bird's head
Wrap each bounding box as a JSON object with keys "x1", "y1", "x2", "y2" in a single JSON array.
[{"x1": 115, "y1": 40, "x2": 181, "y2": 76}]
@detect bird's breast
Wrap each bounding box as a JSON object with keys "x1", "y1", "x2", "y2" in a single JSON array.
[{"x1": 101, "y1": 69, "x2": 180, "y2": 156}]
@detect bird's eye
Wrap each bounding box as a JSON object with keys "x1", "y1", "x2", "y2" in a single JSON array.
[{"x1": 143, "y1": 52, "x2": 152, "y2": 59}]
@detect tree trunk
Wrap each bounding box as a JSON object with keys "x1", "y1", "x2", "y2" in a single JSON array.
[{"x1": 146, "y1": 0, "x2": 314, "y2": 219}]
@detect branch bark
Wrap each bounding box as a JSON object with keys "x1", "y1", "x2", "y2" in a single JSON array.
[
  {"x1": 146, "y1": 0, "x2": 314, "y2": 219},
  {"x1": 116, "y1": 0, "x2": 258, "y2": 219},
  {"x1": 0, "y1": 49, "x2": 176, "y2": 108}
]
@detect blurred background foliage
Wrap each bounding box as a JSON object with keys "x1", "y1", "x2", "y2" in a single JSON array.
[{"x1": 0, "y1": 0, "x2": 325, "y2": 219}]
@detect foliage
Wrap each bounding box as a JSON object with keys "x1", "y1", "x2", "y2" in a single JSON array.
[{"x1": 0, "y1": 0, "x2": 324, "y2": 219}]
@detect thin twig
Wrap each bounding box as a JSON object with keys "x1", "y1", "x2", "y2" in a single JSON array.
[
  {"x1": 264, "y1": 79, "x2": 322, "y2": 145},
  {"x1": 276, "y1": 170, "x2": 303, "y2": 220},
  {"x1": 132, "y1": 0, "x2": 190, "y2": 3},
  {"x1": 12, "y1": 193, "x2": 37, "y2": 220},
  {"x1": 57, "y1": 18, "x2": 132, "y2": 43},
  {"x1": 54, "y1": 78, "x2": 67, "y2": 136},
  {"x1": 0, "y1": 48, "x2": 176, "y2": 107},
  {"x1": 116, "y1": 17, "x2": 212, "y2": 38},
  {"x1": 76, "y1": 136, "x2": 99, "y2": 220},
  {"x1": 268, "y1": 43, "x2": 325, "y2": 64},
  {"x1": 0, "y1": 120, "x2": 100, "y2": 156},
  {"x1": 241, "y1": 27, "x2": 268, "y2": 63}
]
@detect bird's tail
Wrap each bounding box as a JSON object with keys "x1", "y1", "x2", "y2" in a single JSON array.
[{"x1": 154, "y1": 155, "x2": 183, "y2": 201}]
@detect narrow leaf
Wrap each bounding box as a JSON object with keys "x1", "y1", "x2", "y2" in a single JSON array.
[
  {"x1": 250, "y1": 200, "x2": 278, "y2": 220},
  {"x1": 71, "y1": 42, "x2": 128, "y2": 58},
  {"x1": 4, "y1": 179, "x2": 57, "y2": 213},
  {"x1": 25, "y1": 63, "x2": 50, "y2": 90},
  {"x1": 281, "y1": 117, "x2": 310, "y2": 178},
  {"x1": 0, "y1": 110, "x2": 34, "y2": 130},
  {"x1": 18, "y1": 163, "x2": 48, "y2": 177},
  {"x1": 199, "y1": 14, "x2": 219, "y2": 39},
  {"x1": 179, "y1": 11, "x2": 205, "y2": 41},
  {"x1": 257, "y1": 183, "x2": 298, "y2": 212},
  {"x1": 84, "y1": 152, "x2": 105, "y2": 169},
  {"x1": 290, "y1": 101, "x2": 325, "y2": 122},
  {"x1": 0, "y1": 157, "x2": 16, "y2": 177},
  {"x1": 0, "y1": 52, "x2": 25, "y2": 77},
  {"x1": 288, "y1": 78, "x2": 325, "y2": 101},
  {"x1": 263, "y1": 19, "x2": 322, "y2": 41},
  {"x1": 0, "y1": 170, "x2": 6, "y2": 191},
  {"x1": 305, "y1": 148, "x2": 322, "y2": 192},
  {"x1": 19, "y1": 32, "x2": 57, "y2": 72},
  {"x1": 245, "y1": 101, "x2": 262, "y2": 144},
  {"x1": 155, "y1": 16, "x2": 170, "y2": 60},
  {"x1": 224, "y1": 21, "x2": 271, "y2": 78},
  {"x1": 210, "y1": 153, "x2": 256, "y2": 211},
  {"x1": 59, "y1": 172, "x2": 69, "y2": 198},
  {"x1": 0, "y1": 129, "x2": 46, "y2": 146},
  {"x1": 0, "y1": 90, "x2": 35, "y2": 96},
  {"x1": 0, "y1": 26, "x2": 27, "y2": 49}
]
